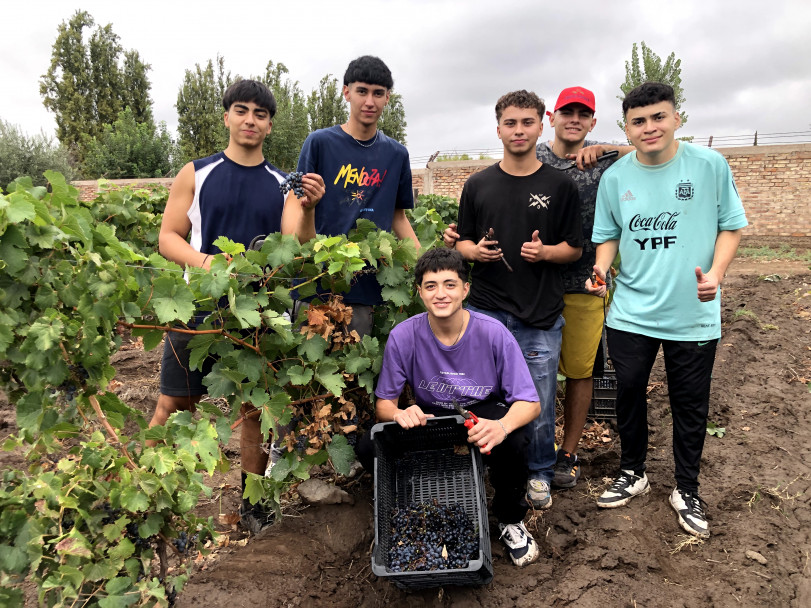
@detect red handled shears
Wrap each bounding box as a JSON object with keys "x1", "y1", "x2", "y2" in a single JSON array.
[{"x1": 453, "y1": 400, "x2": 490, "y2": 455}]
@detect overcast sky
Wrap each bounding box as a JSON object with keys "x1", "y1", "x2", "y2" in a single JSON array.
[{"x1": 3, "y1": 0, "x2": 810, "y2": 167}]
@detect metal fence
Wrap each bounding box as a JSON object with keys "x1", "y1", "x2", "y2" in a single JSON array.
[{"x1": 411, "y1": 131, "x2": 811, "y2": 165}]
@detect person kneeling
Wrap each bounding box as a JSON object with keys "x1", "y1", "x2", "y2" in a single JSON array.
[{"x1": 358, "y1": 248, "x2": 541, "y2": 567}]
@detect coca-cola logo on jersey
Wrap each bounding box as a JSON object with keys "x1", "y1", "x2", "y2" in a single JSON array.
[{"x1": 629, "y1": 211, "x2": 680, "y2": 232}]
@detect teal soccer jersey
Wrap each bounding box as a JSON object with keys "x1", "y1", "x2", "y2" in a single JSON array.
[{"x1": 592, "y1": 143, "x2": 748, "y2": 341}]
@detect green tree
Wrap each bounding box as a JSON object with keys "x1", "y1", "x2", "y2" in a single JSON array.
[
  {"x1": 617, "y1": 41, "x2": 687, "y2": 131},
  {"x1": 82, "y1": 107, "x2": 177, "y2": 178},
  {"x1": 378, "y1": 92, "x2": 407, "y2": 145},
  {"x1": 40, "y1": 10, "x2": 153, "y2": 162},
  {"x1": 261, "y1": 61, "x2": 309, "y2": 172},
  {"x1": 0, "y1": 119, "x2": 76, "y2": 189},
  {"x1": 307, "y1": 74, "x2": 347, "y2": 132},
  {"x1": 176, "y1": 55, "x2": 231, "y2": 164},
  {"x1": 121, "y1": 50, "x2": 153, "y2": 122}
]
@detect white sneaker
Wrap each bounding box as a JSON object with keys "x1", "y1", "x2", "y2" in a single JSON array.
[
  {"x1": 669, "y1": 487, "x2": 710, "y2": 538},
  {"x1": 597, "y1": 469, "x2": 650, "y2": 508},
  {"x1": 498, "y1": 521, "x2": 540, "y2": 567}
]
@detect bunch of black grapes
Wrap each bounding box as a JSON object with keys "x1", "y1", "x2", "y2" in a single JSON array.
[
  {"x1": 387, "y1": 500, "x2": 479, "y2": 572},
  {"x1": 124, "y1": 515, "x2": 154, "y2": 551},
  {"x1": 279, "y1": 172, "x2": 305, "y2": 198},
  {"x1": 171, "y1": 530, "x2": 198, "y2": 554}
]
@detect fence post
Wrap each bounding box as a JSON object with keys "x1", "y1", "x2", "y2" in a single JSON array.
[
  {"x1": 754, "y1": 131, "x2": 758, "y2": 146},
  {"x1": 708, "y1": 136, "x2": 713, "y2": 148}
]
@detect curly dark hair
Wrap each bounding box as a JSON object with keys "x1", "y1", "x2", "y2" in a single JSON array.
[
  {"x1": 343, "y1": 55, "x2": 394, "y2": 89},
  {"x1": 622, "y1": 82, "x2": 676, "y2": 116},
  {"x1": 414, "y1": 248, "x2": 470, "y2": 287},
  {"x1": 495, "y1": 90, "x2": 545, "y2": 122},
  {"x1": 222, "y1": 79, "x2": 277, "y2": 117}
]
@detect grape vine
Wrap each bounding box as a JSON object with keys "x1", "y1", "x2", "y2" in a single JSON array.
[{"x1": 0, "y1": 173, "x2": 453, "y2": 606}]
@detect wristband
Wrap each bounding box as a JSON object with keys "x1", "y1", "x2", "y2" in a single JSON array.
[
  {"x1": 201, "y1": 254, "x2": 211, "y2": 268},
  {"x1": 496, "y1": 419, "x2": 508, "y2": 440}
]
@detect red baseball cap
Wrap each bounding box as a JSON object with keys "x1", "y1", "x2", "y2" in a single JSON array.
[{"x1": 553, "y1": 87, "x2": 596, "y2": 112}]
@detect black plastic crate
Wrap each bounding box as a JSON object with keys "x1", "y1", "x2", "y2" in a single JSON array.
[
  {"x1": 589, "y1": 369, "x2": 617, "y2": 420},
  {"x1": 370, "y1": 415, "x2": 493, "y2": 589}
]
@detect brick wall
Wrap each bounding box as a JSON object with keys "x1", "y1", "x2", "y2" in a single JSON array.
[
  {"x1": 722, "y1": 144, "x2": 811, "y2": 246},
  {"x1": 410, "y1": 144, "x2": 811, "y2": 246},
  {"x1": 74, "y1": 177, "x2": 173, "y2": 202},
  {"x1": 72, "y1": 144, "x2": 811, "y2": 245}
]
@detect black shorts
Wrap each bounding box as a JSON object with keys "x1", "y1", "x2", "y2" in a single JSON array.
[{"x1": 160, "y1": 330, "x2": 215, "y2": 397}]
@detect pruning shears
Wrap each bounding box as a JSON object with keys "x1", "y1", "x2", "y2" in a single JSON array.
[
  {"x1": 453, "y1": 399, "x2": 490, "y2": 455},
  {"x1": 483, "y1": 228, "x2": 514, "y2": 273},
  {"x1": 591, "y1": 272, "x2": 606, "y2": 287}
]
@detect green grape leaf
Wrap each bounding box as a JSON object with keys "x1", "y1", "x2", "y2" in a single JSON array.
[
  {"x1": 315, "y1": 360, "x2": 345, "y2": 396},
  {"x1": 326, "y1": 435, "x2": 355, "y2": 476},
  {"x1": 212, "y1": 236, "x2": 245, "y2": 256},
  {"x1": 344, "y1": 350, "x2": 371, "y2": 374},
  {"x1": 243, "y1": 473, "x2": 264, "y2": 504},
  {"x1": 298, "y1": 334, "x2": 327, "y2": 362},
  {"x1": 286, "y1": 364, "x2": 314, "y2": 386},
  {"x1": 381, "y1": 284, "x2": 414, "y2": 307},
  {"x1": 151, "y1": 276, "x2": 196, "y2": 324},
  {"x1": 5, "y1": 192, "x2": 36, "y2": 223},
  {"x1": 119, "y1": 486, "x2": 149, "y2": 512}
]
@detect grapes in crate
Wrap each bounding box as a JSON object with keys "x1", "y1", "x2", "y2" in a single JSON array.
[{"x1": 387, "y1": 500, "x2": 479, "y2": 572}]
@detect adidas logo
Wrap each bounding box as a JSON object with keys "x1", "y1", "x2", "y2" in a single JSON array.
[{"x1": 621, "y1": 190, "x2": 636, "y2": 202}]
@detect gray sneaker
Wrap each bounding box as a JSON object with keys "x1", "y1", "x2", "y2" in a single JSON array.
[
  {"x1": 527, "y1": 479, "x2": 552, "y2": 509},
  {"x1": 597, "y1": 469, "x2": 650, "y2": 508}
]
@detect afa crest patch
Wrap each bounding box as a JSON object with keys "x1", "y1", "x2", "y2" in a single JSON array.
[
  {"x1": 675, "y1": 181, "x2": 694, "y2": 201},
  {"x1": 676, "y1": 182, "x2": 693, "y2": 201}
]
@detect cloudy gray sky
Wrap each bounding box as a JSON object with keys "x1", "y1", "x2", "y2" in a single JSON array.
[{"x1": 3, "y1": 0, "x2": 810, "y2": 166}]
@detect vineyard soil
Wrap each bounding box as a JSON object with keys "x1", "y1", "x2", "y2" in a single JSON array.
[{"x1": 2, "y1": 259, "x2": 810, "y2": 607}]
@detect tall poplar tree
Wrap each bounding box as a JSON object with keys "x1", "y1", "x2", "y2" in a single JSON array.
[
  {"x1": 378, "y1": 92, "x2": 408, "y2": 146},
  {"x1": 307, "y1": 75, "x2": 347, "y2": 132},
  {"x1": 40, "y1": 10, "x2": 153, "y2": 162},
  {"x1": 175, "y1": 55, "x2": 231, "y2": 164},
  {"x1": 261, "y1": 61, "x2": 309, "y2": 172},
  {"x1": 617, "y1": 41, "x2": 688, "y2": 131}
]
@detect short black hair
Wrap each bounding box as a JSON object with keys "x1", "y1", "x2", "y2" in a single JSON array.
[
  {"x1": 622, "y1": 82, "x2": 676, "y2": 116},
  {"x1": 414, "y1": 248, "x2": 470, "y2": 287},
  {"x1": 343, "y1": 55, "x2": 394, "y2": 89},
  {"x1": 495, "y1": 90, "x2": 546, "y2": 122},
  {"x1": 222, "y1": 79, "x2": 277, "y2": 118}
]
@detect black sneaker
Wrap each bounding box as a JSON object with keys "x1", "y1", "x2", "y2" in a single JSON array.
[
  {"x1": 669, "y1": 488, "x2": 710, "y2": 538},
  {"x1": 552, "y1": 450, "x2": 580, "y2": 489},
  {"x1": 597, "y1": 469, "x2": 650, "y2": 508},
  {"x1": 239, "y1": 499, "x2": 274, "y2": 535}
]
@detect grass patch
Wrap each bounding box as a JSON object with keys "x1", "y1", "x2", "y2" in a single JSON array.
[{"x1": 738, "y1": 245, "x2": 811, "y2": 262}]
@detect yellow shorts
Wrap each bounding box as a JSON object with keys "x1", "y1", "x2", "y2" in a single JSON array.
[{"x1": 558, "y1": 293, "x2": 608, "y2": 380}]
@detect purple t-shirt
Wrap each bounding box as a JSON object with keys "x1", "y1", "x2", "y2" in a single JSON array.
[{"x1": 375, "y1": 311, "x2": 539, "y2": 412}]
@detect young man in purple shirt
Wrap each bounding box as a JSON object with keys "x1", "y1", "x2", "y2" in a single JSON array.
[{"x1": 358, "y1": 248, "x2": 541, "y2": 567}]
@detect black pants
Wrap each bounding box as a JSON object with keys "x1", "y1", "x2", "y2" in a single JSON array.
[
  {"x1": 357, "y1": 400, "x2": 530, "y2": 524},
  {"x1": 607, "y1": 327, "x2": 718, "y2": 492}
]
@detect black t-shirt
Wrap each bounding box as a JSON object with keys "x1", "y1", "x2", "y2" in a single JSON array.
[{"x1": 457, "y1": 162, "x2": 582, "y2": 329}]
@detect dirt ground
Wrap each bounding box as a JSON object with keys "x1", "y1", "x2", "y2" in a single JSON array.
[{"x1": 2, "y1": 257, "x2": 810, "y2": 607}]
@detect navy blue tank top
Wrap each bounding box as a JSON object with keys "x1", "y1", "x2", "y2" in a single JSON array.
[{"x1": 188, "y1": 152, "x2": 286, "y2": 254}]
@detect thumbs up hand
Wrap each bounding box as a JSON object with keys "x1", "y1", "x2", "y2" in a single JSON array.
[
  {"x1": 695, "y1": 266, "x2": 720, "y2": 302},
  {"x1": 521, "y1": 230, "x2": 545, "y2": 262}
]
